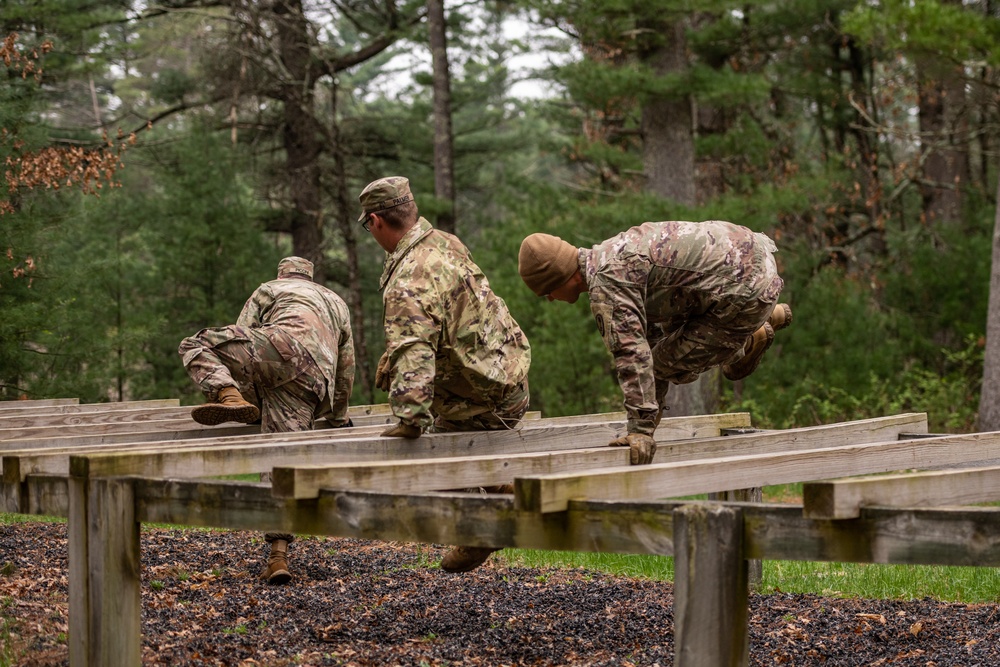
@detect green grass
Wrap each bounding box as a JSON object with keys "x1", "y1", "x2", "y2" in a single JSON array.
[{"x1": 496, "y1": 550, "x2": 1000, "y2": 603}]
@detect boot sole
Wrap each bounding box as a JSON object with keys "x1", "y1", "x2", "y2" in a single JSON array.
[
  {"x1": 191, "y1": 403, "x2": 260, "y2": 426},
  {"x1": 266, "y1": 569, "x2": 292, "y2": 585}
]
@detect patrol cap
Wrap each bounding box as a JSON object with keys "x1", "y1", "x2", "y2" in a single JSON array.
[
  {"x1": 277, "y1": 256, "x2": 314, "y2": 279},
  {"x1": 357, "y1": 176, "x2": 414, "y2": 222},
  {"x1": 518, "y1": 233, "x2": 579, "y2": 296}
]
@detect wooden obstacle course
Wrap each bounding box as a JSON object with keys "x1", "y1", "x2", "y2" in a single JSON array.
[{"x1": 5, "y1": 397, "x2": 1000, "y2": 667}]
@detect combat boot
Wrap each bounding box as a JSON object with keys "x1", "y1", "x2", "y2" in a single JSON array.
[
  {"x1": 440, "y1": 484, "x2": 511, "y2": 573},
  {"x1": 440, "y1": 546, "x2": 500, "y2": 573},
  {"x1": 768, "y1": 303, "x2": 793, "y2": 331},
  {"x1": 191, "y1": 386, "x2": 260, "y2": 426},
  {"x1": 260, "y1": 539, "x2": 292, "y2": 585},
  {"x1": 722, "y1": 322, "x2": 775, "y2": 381}
]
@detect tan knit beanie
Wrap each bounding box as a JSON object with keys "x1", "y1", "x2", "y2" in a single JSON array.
[{"x1": 518, "y1": 233, "x2": 580, "y2": 296}]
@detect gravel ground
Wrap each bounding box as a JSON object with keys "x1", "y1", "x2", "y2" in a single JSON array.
[{"x1": 1, "y1": 521, "x2": 999, "y2": 666}]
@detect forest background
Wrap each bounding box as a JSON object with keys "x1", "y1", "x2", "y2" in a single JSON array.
[{"x1": 3, "y1": 0, "x2": 1000, "y2": 434}]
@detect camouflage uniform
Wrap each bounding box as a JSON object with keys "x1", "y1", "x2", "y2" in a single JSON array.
[
  {"x1": 581, "y1": 221, "x2": 783, "y2": 436},
  {"x1": 380, "y1": 217, "x2": 531, "y2": 431},
  {"x1": 178, "y1": 268, "x2": 355, "y2": 543}
]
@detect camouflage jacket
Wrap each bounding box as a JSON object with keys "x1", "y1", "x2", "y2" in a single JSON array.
[
  {"x1": 582, "y1": 221, "x2": 783, "y2": 434},
  {"x1": 237, "y1": 277, "x2": 356, "y2": 422},
  {"x1": 380, "y1": 217, "x2": 531, "y2": 427}
]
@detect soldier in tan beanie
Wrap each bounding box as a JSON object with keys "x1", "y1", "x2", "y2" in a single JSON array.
[{"x1": 519, "y1": 223, "x2": 792, "y2": 466}]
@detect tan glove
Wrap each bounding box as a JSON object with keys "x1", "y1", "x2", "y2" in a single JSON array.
[
  {"x1": 375, "y1": 351, "x2": 391, "y2": 392},
  {"x1": 609, "y1": 433, "x2": 657, "y2": 465},
  {"x1": 381, "y1": 421, "x2": 421, "y2": 438}
]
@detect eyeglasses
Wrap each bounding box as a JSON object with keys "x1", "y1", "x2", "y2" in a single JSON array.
[{"x1": 362, "y1": 214, "x2": 372, "y2": 233}]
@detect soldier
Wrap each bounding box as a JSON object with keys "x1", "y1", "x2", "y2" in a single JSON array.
[
  {"x1": 178, "y1": 256, "x2": 355, "y2": 585},
  {"x1": 518, "y1": 221, "x2": 791, "y2": 466},
  {"x1": 358, "y1": 176, "x2": 531, "y2": 573}
]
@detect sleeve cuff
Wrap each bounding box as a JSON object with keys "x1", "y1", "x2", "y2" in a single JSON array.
[{"x1": 627, "y1": 418, "x2": 656, "y2": 436}]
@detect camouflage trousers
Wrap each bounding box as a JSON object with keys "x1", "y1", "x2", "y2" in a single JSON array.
[
  {"x1": 178, "y1": 324, "x2": 326, "y2": 544},
  {"x1": 430, "y1": 377, "x2": 530, "y2": 433},
  {"x1": 650, "y1": 268, "x2": 783, "y2": 386}
]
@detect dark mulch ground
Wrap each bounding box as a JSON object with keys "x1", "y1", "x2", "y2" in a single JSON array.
[{"x1": 1, "y1": 522, "x2": 999, "y2": 666}]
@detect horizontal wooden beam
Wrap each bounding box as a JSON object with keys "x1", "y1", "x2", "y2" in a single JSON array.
[
  {"x1": 271, "y1": 447, "x2": 630, "y2": 498},
  {"x1": 130, "y1": 479, "x2": 1000, "y2": 566},
  {"x1": 68, "y1": 421, "x2": 631, "y2": 480},
  {"x1": 0, "y1": 406, "x2": 196, "y2": 429},
  {"x1": 0, "y1": 398, "x2": 174, "y2": 417},
  {"x1": 653, "y1": 413, "x2": 927, "y2": 465},
  {"x1": 52, "y1": 413, "x2": 746, "y2": 480},
  {"x1": 515, "y1": 428, "x2": 998, "y2": 513},
  {"x1": 803, "y1": 465, "x2": 1000, "y2": 519},
  {"x1": 0, "y1": 397, "x2": 79, "y2": 410}
]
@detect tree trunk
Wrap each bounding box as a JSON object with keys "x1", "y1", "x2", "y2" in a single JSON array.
[
  {"x1": 275, "y1": 0, "x2": 326, "y2": 280},
  {"x1": 637, "y1": 17, "x2": 712, "y2": 417},
  {"x1": 330, "y1": 80, "x2": 373, "y2": 402},
  {"x1": 639, "y1": 19, "x2": 695, "y2": 205},
  {"x1": 977, "y1": 172, "x2": 1000, "y2": 431},
  {"x1": 916, "y1": 0, "x2": 969, "y2": 227},
  {"x1": 428, "y1": 0, "x2": 456, "y2": 235}
]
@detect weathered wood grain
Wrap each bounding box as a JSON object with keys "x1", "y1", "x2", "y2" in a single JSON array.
[
  {"x1": 0, "y1": 398, "x2": 174, "y2": 416},
  {"x1": 516, "y1": 428, "x2": 995, "y2": 513},
  {"x1": 803, "y1": 465, "x2": 1000, "y2": 519},
  {"x1": 271, "y1": 447, "x2": 631, "y2": 498},
  {"x1": 652, "y1": 413, "x2": 927, "y2": 464},
  {"x1": 65, "y1": 414, "x2": 750, "y2": 481},
  {"x1": 0, "y1": 397, "x2": 79, "y2": 410},
  {"x1": 129, "y1": 480, "x2": 1000, "y2": 566},
  {"x1": 674, "y1": 504, "x2": 749, "y2": 667}
]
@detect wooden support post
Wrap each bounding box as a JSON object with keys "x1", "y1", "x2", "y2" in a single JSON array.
[
  {"x1": 708, "y1": 488, "x2": 763, "y2": 588},
  {"x1": 68, "y1": 471, "x2": 141, "y2": 667},
  {"x1": 68, "y1": 473, "x2": 88, "y2": 666},
  {"x1": 673, "y1": 504, "x2": 749, "y2": 667}
]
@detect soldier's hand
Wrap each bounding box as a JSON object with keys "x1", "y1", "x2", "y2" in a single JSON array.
[
  {"x1": 375, "y1": 352, "x2": 391, "y2": 392},
  {"x1": 609, "y1": 433, "x2": 657, "y2": 465},
  {"x1": 381, "y1": 421, "x2": 421, "y2": 438},
  {"x1": 335, "y1": 418, "x2": 354, "y2": 428}
]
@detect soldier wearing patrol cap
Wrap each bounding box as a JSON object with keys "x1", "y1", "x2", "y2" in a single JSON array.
[
  {"x1": 359, "y1": 176, "x2": 532, "y2": 574},
  {"x1": 518, "y1": 222, "x2": 792, "y2": 467},
  {"x1": 178, "y1": 256, "x2": 356, "y2": 585}
]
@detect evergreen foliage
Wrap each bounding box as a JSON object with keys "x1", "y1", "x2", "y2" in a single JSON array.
[{"x1": 0, "y1": 0, "x2": 997, "y2": 434}]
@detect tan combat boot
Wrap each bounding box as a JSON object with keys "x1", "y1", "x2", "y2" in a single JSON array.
[
  {"x1": 722, "y1": 322, "x2": 775, "y2": 381},
  {"x1": 440, "y1": 484, "x2": 511, "y2": 573},
  {"x1": 440, "y1": 546, "x2": 500, "y2": 573},
  {"x1": 191, "y1": 386, "x2": 260, "y2": 426},
  {"x1": 769, "y1": 303, "x2": 793, "y2": 331},
  {"x1": 260, "y1": 539, "x2": 292, "y2": 585}
]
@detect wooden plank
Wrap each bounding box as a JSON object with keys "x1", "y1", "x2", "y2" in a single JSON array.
[
  {"x1": 0, "y1": 417, "x2": 207, "y2": 441},
  {"x1": 130, "y1": 480, "x2": 1000, "y2": 566},
  {"x1": 0, "y1": 398, "x2": 175, "y2": 417},
  {"x1": 69, "y1": 422, "x2": 631, "y2": 480},
  {"x1": 803, "y1": 465, "x2": 1000, "y2": 519},
  {"x1": 653, "y1": 413, "x2": 928, "y2": 464},
  {"x1": 673, "y1": 504, "x2": 749, "y2": 667},
  {"x1": 0, "y1": 411, "x2": 669, "y2": 478},
  {"x1": 66, "y1": 413, "x2": 750, "y2": 480},
  {"x1": 515, "y1": 429, "x2": 1000, "y2": 513},
  {"x1": 0, "y1": 405, "x2": 198, "y2": 429},
  {"x1": 0, "y1": 397, "x2": 79, "y2": 410},
  {"x1": 0, "y1": 408, "x2": 539, "y2": 451},
  {"x1": 272, "y1": 447, "x2": 631, "y2": 498}
]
